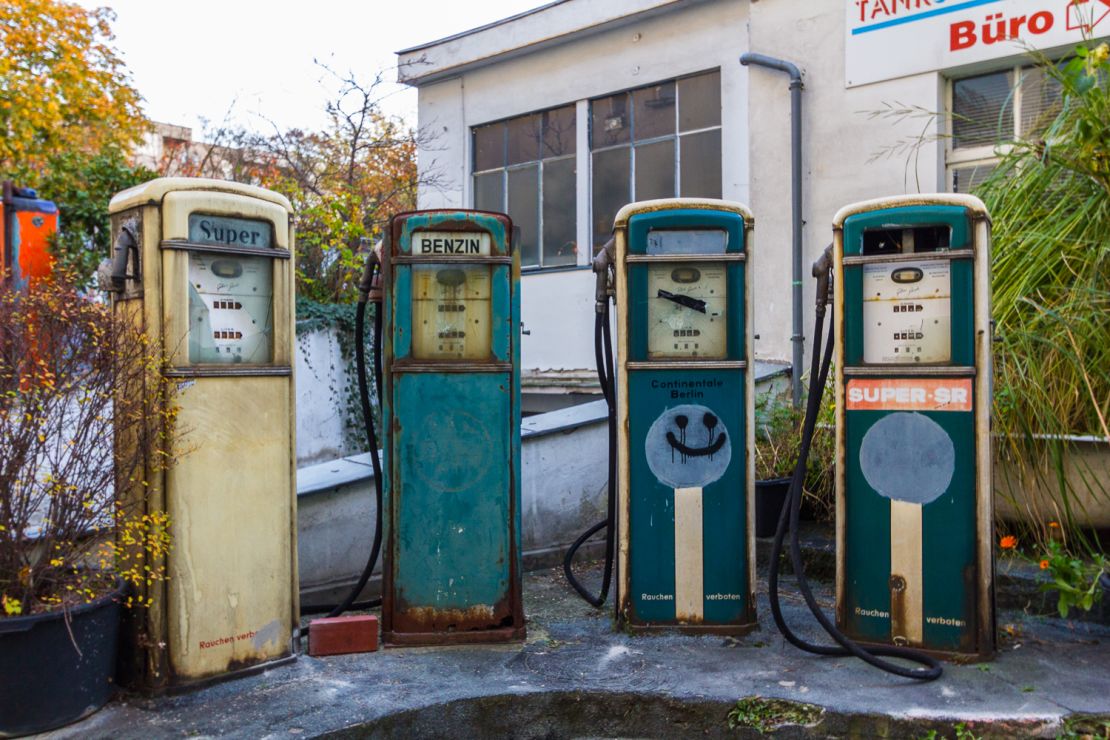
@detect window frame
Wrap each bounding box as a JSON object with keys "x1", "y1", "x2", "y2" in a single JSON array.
[
  {"x1": 470, "y1": 104, "x2": 578, "y2": 272},
  {"x1": 588, "y1": 69, "x2": 723, "y2": 249},
  {"x1": 945, "y1": 61, "x2": 1065, "y2": 193}
]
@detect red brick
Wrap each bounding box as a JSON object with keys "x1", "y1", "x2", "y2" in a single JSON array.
[{"x1": 307, "y1": 615, "x2": 379, "y2": 656}]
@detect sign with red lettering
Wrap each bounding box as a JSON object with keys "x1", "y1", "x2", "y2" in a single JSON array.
[
  {"x1": 846, "y1": 0, "x2": 1110, "y2": 87},
  {"x1": 846, "y1": 378, "x2": 973, "y2": 411}
]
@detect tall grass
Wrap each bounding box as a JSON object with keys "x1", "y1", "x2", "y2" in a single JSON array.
[{"x1": 977, "y1": 45, "x2": 1110, "y2": 556}]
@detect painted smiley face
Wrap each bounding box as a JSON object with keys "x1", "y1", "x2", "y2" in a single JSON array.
[{"x1": 645, "y1": 404, "x2": 732, "y2": 489}]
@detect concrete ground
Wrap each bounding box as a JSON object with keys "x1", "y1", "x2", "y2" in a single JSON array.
[{"x1": 50, "y1": 553, "x2": 1109, "y2": 739}]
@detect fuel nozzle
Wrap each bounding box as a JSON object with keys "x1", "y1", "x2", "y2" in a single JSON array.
[
  {"x1": 593, "y1": 237, "x2": 615, "y2": 314},
  {"x1": 358, "y1": 237, "x2": 384, "y2": 303},
  {"x1": 812, "y1": 243, "x2": 834, "y2": 319}
]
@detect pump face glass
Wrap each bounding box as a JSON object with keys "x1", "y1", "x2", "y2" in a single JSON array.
[
  {"x1": 411, "y1": 264, "x2": 493, "y2": 360},
  {"x1": 187, "y1": 252, "x2": 274, "y2": 364},
  {"x1": 646, "y1": 262, "x2": 728, "y2": 359},
  {"x1": 862, "y1": 260, "x2": 951, "y2": 364}
]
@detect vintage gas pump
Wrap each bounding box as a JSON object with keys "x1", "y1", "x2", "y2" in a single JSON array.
[
  {"x1": 106, "y1": 178, "x2": 298, "y2": 691},
  {"x1": 380, "y1": 210, "x2": 524, "y2": 645},
  {"x1": 833, "y1": 195, "x2": 994, "y2": 658},
  {"x1": 606, "y1": 199, "x2": 756, "y2": 633},
  {"x1": 1, "y1": 181, "x2": 57, "y2": 289}
]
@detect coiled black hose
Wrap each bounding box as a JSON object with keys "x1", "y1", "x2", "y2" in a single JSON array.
[
  {"x1": 301, "y1": 262, "x2": 385, "y2": 617},
  {"x1": 766, "y1": 247, "x2": 942, "y2": 681},
  {"x1": 563, "y1": 305, "x2": 617, "y2": 607}
]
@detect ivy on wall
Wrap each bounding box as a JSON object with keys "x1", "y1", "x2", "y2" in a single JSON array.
[{"x1": 295, "y1": 296, "x2": 380, "y2": 455}]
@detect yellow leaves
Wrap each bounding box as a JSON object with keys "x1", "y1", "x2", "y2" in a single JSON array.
[
  {"x1": 2, "y1": 595, "x2": 22, "y2": 616},
  {"x1": 49, "y1": 557, "x2": 64, "y2": 567}
]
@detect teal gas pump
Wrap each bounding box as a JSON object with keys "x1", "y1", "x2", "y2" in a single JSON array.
[
  {"x1": 767, "y1": 194, "x2": 993, "y2": 681},
  {"x1": 380, "y1": 210, "x2": 525, "y2": 646},
  {"x1": 833, "y1": 195, "x2": 994, "y2": 658},
  {"x1": 566, "y1": 199, "x2": 757, "y2": 632}
]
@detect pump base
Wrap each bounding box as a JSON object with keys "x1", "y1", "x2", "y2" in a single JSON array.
[
  {"x1": 844, "y1": 636, "x2": 995, "y2": 664},
  {"x1": 617, "y1": 621, "x2": 758, "y2": 637},
  {"x1": 382, "y1": 625, "x2": 526, "y2": 648}
]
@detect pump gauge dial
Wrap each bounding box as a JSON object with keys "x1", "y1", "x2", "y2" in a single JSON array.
[
  {"x1": 646, "y1": 262, "x2": 728, "y2": 359},
  {"x1": 411, "y1": 264, "x2": 492, "y2": 360}
]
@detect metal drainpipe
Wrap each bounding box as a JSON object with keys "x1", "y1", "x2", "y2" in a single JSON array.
[{"x1": 739, "y1": 53, "x2": 805, "y2": 408}]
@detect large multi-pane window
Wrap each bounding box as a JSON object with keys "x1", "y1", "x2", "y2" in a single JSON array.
[
  {"x1": 473, "y1": 105, "x2": 577, "y2": 269},
  {"x1": 947, "y1": 65, "x2": 1063, "y2": 193},
  {"x1": 590, "y1": 70, "x2": 721, "y2": 248}
]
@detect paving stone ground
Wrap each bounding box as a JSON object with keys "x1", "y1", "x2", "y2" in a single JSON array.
[{"x1": 49, "y1": 553, "x2": 1109, "y2": 739}]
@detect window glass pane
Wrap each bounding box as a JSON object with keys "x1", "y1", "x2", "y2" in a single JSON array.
[
  {"x1": 634, "y1": 139, "x2": 675, "y2": 201},
  {"x1": 592, "y1": 147, "x2": 630, "y2": 250},
  {"x1": 542, "y1": 157, "x2": 577, "y2": 267},
  {"x1": 591, "y1": 92, "x2": 631, "y2": 148},
  {"x1": 506, "y1": 114, "x2": 541, "y2": 166},
  {"x1": 679, "y1": 70, "x2": 721, "y2": 132},
  {"x1": 508, "y1": 165, "x2": 539, "y2": 266},
  {"x1": 542, "y1": 105, "x2": 576, "y2": 158},
  {"x1": 474, "y1": 123, "x2": 504, "y2": 171},
  {"x1": 680, "y1": 129, "x2": 722, "y2": 198},
  {"x1": 474, "y1": 171, "x2": 503, "y2": 212},
  {"x1": 953, "y1": 71, "x2": 1013, "y2": 148},
  {"x1": 1019, "y1": 66, "x2": 1063, "y2": 138},
  {"x1": 632, "y1": 81, "x2": 676, "y2": 141},
  {"x1": 951, "y1": 162, "x2": 995, "y2": 194}
]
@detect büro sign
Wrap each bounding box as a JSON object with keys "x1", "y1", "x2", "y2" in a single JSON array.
[{"x1": 845, "y1": 0, "x2": 1110, "y2": 87}]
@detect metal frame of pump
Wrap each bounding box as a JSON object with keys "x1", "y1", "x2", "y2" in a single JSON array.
[{"x1": 567, "y1": 199, "x2": 757, "y2": 634}]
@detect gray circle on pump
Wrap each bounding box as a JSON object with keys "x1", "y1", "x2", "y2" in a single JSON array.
[
  {"x1": 859, "y1": 412, "x2": 955, "y2": 505},
  {"x1": 645, "y1": 404, "x2": 732, "y2": 489}
]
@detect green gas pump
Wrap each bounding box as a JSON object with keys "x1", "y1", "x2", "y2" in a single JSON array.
[
  {"x1": 833, "y1": 195, "x2": 994, "y2": 658},
  {"x1": 380, "y1": 210, "x2": 524, "y2": 646},
  {"x1": 602, "y1": 198, "x2": 756, "y2": 633}
]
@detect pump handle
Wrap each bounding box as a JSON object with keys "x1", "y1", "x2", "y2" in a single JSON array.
[{"x1": 593, "y1": 238, "x2": 615, "y2": 313}]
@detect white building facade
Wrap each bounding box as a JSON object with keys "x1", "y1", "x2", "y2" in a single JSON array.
[{"x1": 397, "y1": 0, "x2": 1108, "y2": 407}]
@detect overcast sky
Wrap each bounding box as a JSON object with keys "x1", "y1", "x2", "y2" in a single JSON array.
[{"x1": 78, "y1": 0, "x2": 545, "y2": 137}]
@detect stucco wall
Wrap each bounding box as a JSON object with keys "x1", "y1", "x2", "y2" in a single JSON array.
[
  {"x1": 413, "y1": 0, "x2": 751, "y2": 374},
  {"x1": 746, "y1": 0, "x2": 943, "y2": 369}
]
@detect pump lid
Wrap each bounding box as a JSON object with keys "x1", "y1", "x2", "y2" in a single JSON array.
[
  {"x1": 832, "y1": 193, "x2": 989, "y2": 229},
  {"x1": 613, "y1": 198, "x2": 753, "y2": 230},
  {"x1": 109, "y1": 177, "x2": 292, "y2": 214}
]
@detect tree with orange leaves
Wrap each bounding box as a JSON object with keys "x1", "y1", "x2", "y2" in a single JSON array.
[{"x1": 0, "y1": 0, "x2": 147, "y2": 183}]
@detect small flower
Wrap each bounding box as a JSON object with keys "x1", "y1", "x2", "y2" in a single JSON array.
[
  {"x1": 1040, "y1": 559, "x2": 1050, "y2": 570},
  {"x1": 1048, "y1": 521, "x2": 1060, "y2": 529},
  {"x1": 1000, "y1": 535, "x2": 1018, "y2": 550}
]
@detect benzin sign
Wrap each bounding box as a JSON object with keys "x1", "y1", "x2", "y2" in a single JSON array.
[
  {"x1": 414, "y1": 231, "x2": 491, "y2": 256},
  {"x1": 845, "y1": 0, "x2": 1110, "y2": 87}
]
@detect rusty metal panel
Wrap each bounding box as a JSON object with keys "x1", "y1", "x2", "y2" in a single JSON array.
[{"x1": 382, "y1": 210, "x2": 523, "y2": 646}]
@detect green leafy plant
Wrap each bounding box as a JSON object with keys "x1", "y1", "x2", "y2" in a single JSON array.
[
  {"x1": 726, "y1": 696, "x2": 822, "y2": 734},
  {"x1": 754, "y1": 379, "x2": 836, "y2": 521},
  {"x1": 975, "y1": 42, "x2": 1110, "y2": 563},
  {"x1": 999, "y1": 529, "x2": 1107, "y2": 618}
]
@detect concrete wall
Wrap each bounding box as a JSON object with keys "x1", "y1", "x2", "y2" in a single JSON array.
[{"x1": 295, "y1": 327, "x2": 355, "y2": 466}]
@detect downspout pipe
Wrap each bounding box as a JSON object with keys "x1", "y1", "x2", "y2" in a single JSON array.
[{"x1": 740, "y1": 53, "x2": 805, "y2": 408}]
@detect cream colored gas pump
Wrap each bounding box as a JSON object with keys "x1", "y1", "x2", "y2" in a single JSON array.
[{"x1": 106, "y1": 178, "x2": 297, "y2": 691}]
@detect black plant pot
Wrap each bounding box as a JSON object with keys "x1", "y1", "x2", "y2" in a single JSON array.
[
  {"x1": 755, "y1": 477, "x2": 792, "y2": 538},
  {"x1": 1097, "y1": 571, "x2": 1110, "y2": 625},
  {"x1": 0, "y1": 580, "x2": 123, "y2": 737}
]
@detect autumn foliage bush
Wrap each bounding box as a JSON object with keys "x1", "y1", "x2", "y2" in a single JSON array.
[{"x1": 0, "y1": 274, "x2": 177, "y2": 617}]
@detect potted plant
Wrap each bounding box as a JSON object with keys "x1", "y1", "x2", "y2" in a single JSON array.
[
  {"x1": 0, "y1": 272, "x2": 176, "y2": 735},
  {"x1": 753, "y1": 388, "x2": 836, "y2": 538}
]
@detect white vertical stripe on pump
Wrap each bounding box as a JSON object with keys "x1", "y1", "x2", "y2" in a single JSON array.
[
  {"x1": 674, "y1": 486, "x2": 704, "y2": 621},
  {"x1": 889, "y1": 500, "x2": 924, "y2": 645}
]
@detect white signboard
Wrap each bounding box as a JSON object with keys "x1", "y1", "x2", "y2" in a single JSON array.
[
  {"x1": 846, "y1": 0, "x2": 1110, "y2": 87},
  {"x1": 413, "y1": 231, "x2": 491, "y2": 255}
]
